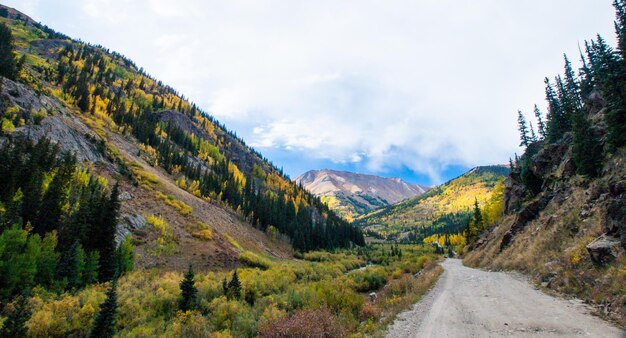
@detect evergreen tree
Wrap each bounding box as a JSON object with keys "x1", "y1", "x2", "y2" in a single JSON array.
[
  {"x1": 89, "y1": 280, "x2": 118, "y2": 338},
  {"x1": 0, "y1": 289, "x2": 31, "y2": 338},
  {"x1": 534, "y1": 105, "x2": 547, "y2": 139},
  {"x1": 572, "y1": 111, "x2": 603, "y2": 177},
  {"x1": 97, "y1": 183, "x2": 120, "y2": 282},
  {"x1": 517, "y1": 111, "x2": 530, "y2": 147},
  {"x1": 472, "y1": 198, "x2": 483, "y2": 231},
  {"x1": 179, "y1": 264, "x2": 198, "y2": 312},
  {"x1": 227, "y1": 270, "x2": 242, "y2": 300},
  {"x1": 528, "y1": 121, "x2": 538, "y2": 143},
  {"x1": 0, "y1": 23, "x2": 20, "y2": 80},
  {"x1": 57, "y1": 241, "x2": 85, "y2": 290},
  {"x1": 544, "y1": 78, "x2": 568, "y2": 143}
]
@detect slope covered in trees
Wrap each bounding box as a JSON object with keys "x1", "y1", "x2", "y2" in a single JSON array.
[
  {"x1": 0, "y1": 3, "x2": 362, "y2": 261},
  {"x1": 355, "y1": 165, "x2": 509, "y2": 244},
  {"x1": 465, "y1": 0, "x2": 626, "y2": 325}
]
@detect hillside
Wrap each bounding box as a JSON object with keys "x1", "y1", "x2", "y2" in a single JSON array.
[
  {"x1": 295, "y1": 169, "x2": 428, "y2": 221},
  {"x1": 464, "y1": 3, "x2": 626, "y2": 325},
  {"x1": 0, "y1": 4, "x2": 363, "y2": 274},
  {"x1": 356, "y1": 166, "x2": 510, "y2": 242}
]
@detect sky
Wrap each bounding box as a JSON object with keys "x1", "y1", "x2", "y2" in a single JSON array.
[{"x1": 4, "y1": 0, "x2": 617, "y2": 185}]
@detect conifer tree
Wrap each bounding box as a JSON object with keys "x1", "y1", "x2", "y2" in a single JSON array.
[
  {"x1": 227, "y1": 270, "x2": 242, "y2": 300},
  {"x1": 0, "y1": 289, "x2": 31, "y2": 337},
  {"x1": 89, "y1": 280, "x2": 118, "y2": 338},
  {"x1": 472, "y1": 198, "x2": 483, "y2": 229},
  {"x1": 57, "y1": 241, "x2": 85, "y2": 290},
  {"x1": 179, "y1": 264, "x2": 198, "y2": 312},
  {"x1": 0, "y1": 23, "x2": 20, "y2": 80},
  {"x1": 544, "y1": 78, "x2": 568, "y2": 143},
  {"x1": 534, "y1": 105, "x2": 547, "y2": 139},
  {"x1": 517, "y1": 111, "x2": 530, "y2": 147},
  {"x1": 97, "y1": 183, "x2": 120, "y2": 282},
  {"x1": 572, "y1": 111, "x2": 603, "y2": 177}
]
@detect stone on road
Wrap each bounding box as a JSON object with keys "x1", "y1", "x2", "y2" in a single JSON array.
[{"x1": 386, "y1": 259, "x2": 623, "y2": 337}]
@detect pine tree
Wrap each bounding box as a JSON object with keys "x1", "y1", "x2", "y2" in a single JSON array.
[
  {"x1": 0, "y1": 23, "x2": 20, "y2": 80},
  {"x1": 544, "y1": 78, "x2": 568, "y2": 143},
  {"x1": 472, "y1": 198, "x2": 483, "y2": 232},
  {"x1": 179, "y1": 264, "x2": 198, "y2": 312},
  {"x1": 57, "y1": 241, "x2": 85, "y2": 290},
  {"x1": 89, "y1": 280, "x2": 118, "y2": 338},
  {"x1": 227, "y1": 270, "x2": 242, "y2": 300},
  {"x1": 97, "y1": 183, "x2": 120, "y2": 282},
  {"x1": 563, "y1": 54, "x2": 582, "y2": 110},
  {"x1": 528, "y1": 121, "x2": 538, "y2": 143},
  {"x1": 572, "y1": 111, "x2": 603, "y2": 177},
  {"x1": 534, "y1": 105, "x2": 547, "y2": 139},
  {"x1": 0, "y1": 289, "x2": 31, "y2": 337},
  {"x1": 517, "y1": 111, "x2": 530, "y2": 147}
]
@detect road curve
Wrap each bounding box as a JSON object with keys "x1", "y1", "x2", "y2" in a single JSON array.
[{"x1": 386, "y1": 259, "x2": 624, "y2": 337}]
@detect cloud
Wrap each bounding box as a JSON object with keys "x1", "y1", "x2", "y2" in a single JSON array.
[{"x1": 3, "y1": 0, "x2": 617, "y2": 183}]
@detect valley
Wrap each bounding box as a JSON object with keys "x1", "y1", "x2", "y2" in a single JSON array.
[{"x1": 0, "y1": 1, "x2": 625, "y2": 337}]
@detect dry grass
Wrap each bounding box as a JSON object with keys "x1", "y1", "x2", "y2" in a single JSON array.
[{"x1": 464, "y1": 176, "x2": 626, "y2": 325}]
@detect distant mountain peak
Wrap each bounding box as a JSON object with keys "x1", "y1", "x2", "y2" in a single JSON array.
[{"x1": 294, "y1": 169, "x2": 429, "y2": 221}]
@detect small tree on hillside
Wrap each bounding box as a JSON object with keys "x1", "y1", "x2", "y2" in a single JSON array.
[
  {"x1": 227, "y1": 270, "x2": 242, "y2": 300},
  {"x1": 572, "y1": 111, "x2": 603, "y2": 177},
  {"x1": 0, "y1": 23, "x2": 20, "y2": 80},
  {"x1": 90, "y1": 280, "x2": 118, "y2": 338},
  {"x1": 179, "y1": 264, "x2": 198, "y2": 312},
  {"x1": 517, "y1": 111, "x2": 530, "y2": 147}
]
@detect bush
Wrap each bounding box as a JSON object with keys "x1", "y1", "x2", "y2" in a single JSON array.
[
  {"x1": 192, "y1": 229, "x2": 213, "y2": 241},
  {"x1": 259, "y1": 308, "x2": 344, "y2": 338},
  {"x1": 238, "y1": 251, "x2": 271, "y2": 270},
  {"x1": 349, "y1": 266, "x2": 387, "y2": 292}
]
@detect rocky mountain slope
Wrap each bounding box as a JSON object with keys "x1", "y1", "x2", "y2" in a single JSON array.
[
  {"x1": 464, "y1": 2, "x2": 626, "y2": 325},
  {"x1": 356, "y1": 165, "x2": 510, "y2": 242},
  {"x1": 295, "y1": 169, "x2": 428, "y2": 221},
  {"x1": 0, "y1": 5, "x2": 363, "y2": 271}
]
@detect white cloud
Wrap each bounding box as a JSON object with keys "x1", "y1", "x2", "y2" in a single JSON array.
[{"x1": 2, "y1": 0, "x2": 618, "y2": 182}]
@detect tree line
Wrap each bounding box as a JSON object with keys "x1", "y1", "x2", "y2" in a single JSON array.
[
  {"x1": 514, "y1": 0, "x2": 626, "y2": 194},
  {"x1": 53, "y1": 35, "x2": 364, "y2": 251}
]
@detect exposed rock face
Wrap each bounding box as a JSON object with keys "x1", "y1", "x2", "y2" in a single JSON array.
[
  {"x1": 500, "y1": 194, "x2": 550, "y2": 251},
  {"x1": 1, "y1": 78, "x2": 105, "y2": 162},
  {"x1": 586, "y1": 234, "x2": 623, "y2": 265},
  {"x1": 115, "y1": 213, "x2": 147, "y2": 246}
]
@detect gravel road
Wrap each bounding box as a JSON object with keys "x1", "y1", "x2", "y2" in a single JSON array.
[{"x1": 386, "y1": 259, "x2": 624, "y2": 337}]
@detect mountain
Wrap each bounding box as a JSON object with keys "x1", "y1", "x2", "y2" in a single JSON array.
[
  {"x1": 463, "y1": 11, "x2": 626, "y2": 325},
  {"x1": 0, "y1": 4, "x2": 363, "y2": 274},
  {"x1": 294, "y1": 169, "x2": 429, "y2": 221},
  {"x1": 356, "y1": 165, "x2": 510, "y2": 242}
]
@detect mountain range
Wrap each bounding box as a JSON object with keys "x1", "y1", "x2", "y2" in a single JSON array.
[
  {"x1": 356, "y1": 165, "x2": 510, "y2": 242},
  {"x1": 295, "y1": 169, "x2": 429, "y2": 221}
]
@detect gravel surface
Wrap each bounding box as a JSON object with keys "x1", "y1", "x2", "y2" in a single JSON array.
[{"x1": 386, "y1": 259, "x2": 624, "y2": 337}]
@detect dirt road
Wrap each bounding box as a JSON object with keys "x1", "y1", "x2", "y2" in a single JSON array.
[{"x1": 386, "y1": 259, "x2": 623, "y2": 337}]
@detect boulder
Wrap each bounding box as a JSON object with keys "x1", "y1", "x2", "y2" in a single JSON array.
[
  {"x1": 586, "y1": 234, "x2": 623, "y2": 265},
  {"x1": 115, "y1": 213, "x2": 147, "y2": 246},
  {"x1": 119, "y1": 191, "x2": 133, "y2": 201}
]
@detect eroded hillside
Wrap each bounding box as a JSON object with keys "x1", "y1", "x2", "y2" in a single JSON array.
[
  {"x1": 356, "y1": 166, "x2": 509, "y2": 242},
  {"x1": 0, "y1": 5, "x2": 363, "y2": 271}
]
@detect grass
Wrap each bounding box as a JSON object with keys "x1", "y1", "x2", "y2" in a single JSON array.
[
  {"x1": 155, "y1": 191, "x2": 192, "y2": 216},
  {"x1": 238, "y1": 251, "x2": 272, "y2": 270},
  {"x1": 23, "y1": 245, "x2": 442, "y2": 337},
  {"x1": 146, "y1": 214, "x2": 176, "y2": 256},
  {"x1": 223, "y1": 233, "x2": 243, "y2": 251}
]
